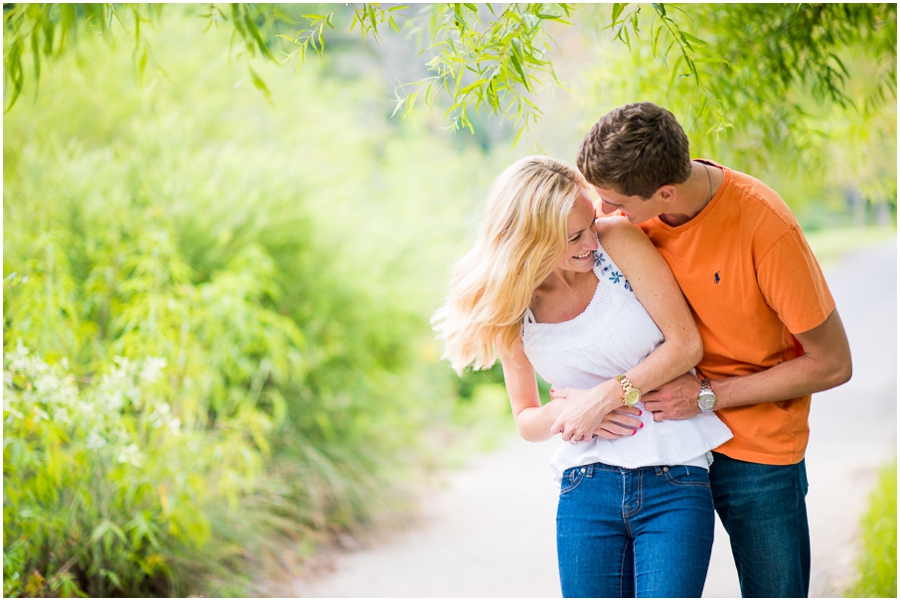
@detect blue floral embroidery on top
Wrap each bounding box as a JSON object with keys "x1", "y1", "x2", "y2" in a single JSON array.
[{"x1": 594, "y1": 245, "x2": 632, "y2": 292}]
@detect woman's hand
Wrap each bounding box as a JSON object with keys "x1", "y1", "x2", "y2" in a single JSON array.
[{"x1": 549, "y1": 380, "x2": 624, "y2": 443}]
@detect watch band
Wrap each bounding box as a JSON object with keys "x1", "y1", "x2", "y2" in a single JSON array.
[
  {"x1": 697, "y1": 378, "x2": 717, "y2": 413},
  {"x1": 615, "y1": 374, "x2": 642, "y2": 407}
]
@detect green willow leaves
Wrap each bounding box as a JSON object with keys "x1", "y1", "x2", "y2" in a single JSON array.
[{"x1": 4, "y1": 3, "x2": 896, "y2": 155}]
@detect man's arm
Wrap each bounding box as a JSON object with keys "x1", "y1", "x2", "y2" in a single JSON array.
[{"x1": 642, "y1": 308, "x2": 852, "y2": 420}]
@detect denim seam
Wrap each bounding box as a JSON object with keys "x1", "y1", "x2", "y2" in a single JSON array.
[
  {"x1": 559, "y1": 468, "x2": 586, "y2": 495},
  {"x1": 623, "y1": 470, "x2": 643, "y2": 521},
  {"x1": 617, "y1": 538, "x2": 628, "y2": 597},
  {"x1": 664, "y1": 469, "x2": 711, "y2": 488}
]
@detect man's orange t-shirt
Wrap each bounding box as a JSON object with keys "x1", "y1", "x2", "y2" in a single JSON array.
[{"x1": 640, "y1": 160, "x2": 835, "y2": 465}]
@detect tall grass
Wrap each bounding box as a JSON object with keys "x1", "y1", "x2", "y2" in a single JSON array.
[
  {"x1": 846, "y1": 460, "x2": 897, "y2": 598},
  {"x1": 3, "y1": 10, "x2": 513, "y2": 596}
]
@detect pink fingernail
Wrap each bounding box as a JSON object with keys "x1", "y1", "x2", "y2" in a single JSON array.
[
  {"x1": 639, "y1": 423, "x2": 644, "y2": 428},
  {"x1": 632, "y1": 430, "x2": 637, "y2": 436}
]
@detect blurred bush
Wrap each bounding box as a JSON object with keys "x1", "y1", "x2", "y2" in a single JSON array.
[
  {"x1": 846, "y1": 459, "x2": 897, "y2": 598},
  {"x1": 3, "y1": 9, "x2": 514, "y2": 596}
]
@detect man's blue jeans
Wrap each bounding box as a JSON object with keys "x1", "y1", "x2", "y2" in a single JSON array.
[
  {"x1": 556, "y1": 462, "x2": 715, "y2": 597},
  {"x1": 708, "y1": 452, "x2": 811, "y2": 598}
]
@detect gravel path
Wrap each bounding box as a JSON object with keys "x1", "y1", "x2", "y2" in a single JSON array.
[{"x1": 287, "y1": 239, "x2": 897, "y2": 598}]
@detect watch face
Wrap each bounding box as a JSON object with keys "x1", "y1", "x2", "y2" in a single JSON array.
[
  {"x1": 698, "y1": 392, "x2": 716, "y2": 410},
  {"x1": 625, "y1": 389, "x2": 641, "y2": 407}
]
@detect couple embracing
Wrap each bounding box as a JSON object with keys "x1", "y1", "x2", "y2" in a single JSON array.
[{"x1": 434, "y1": 102, "x2": 852, "y2": 598}]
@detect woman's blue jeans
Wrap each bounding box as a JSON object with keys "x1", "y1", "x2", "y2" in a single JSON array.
[{"x1": 556, "y1": 462, "x2": 714, "y2": 598}]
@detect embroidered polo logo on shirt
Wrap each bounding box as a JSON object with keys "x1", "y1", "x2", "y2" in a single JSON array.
[{"x1": 714, "y1": 271, "x2": 721, "y2": 284}]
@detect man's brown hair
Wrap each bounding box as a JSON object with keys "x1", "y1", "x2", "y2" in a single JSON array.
[{"x1": 577, "y1": 102, "x2": 692, "y2": 199}]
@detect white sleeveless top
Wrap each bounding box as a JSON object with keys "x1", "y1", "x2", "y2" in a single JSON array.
[{"x1": 522, "y1": 239, "x2": 732, "y2": 483}]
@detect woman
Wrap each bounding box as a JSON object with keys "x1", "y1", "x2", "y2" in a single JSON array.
[{"x1": 433, "y1": 156, "x2": 732, "y2": 598}]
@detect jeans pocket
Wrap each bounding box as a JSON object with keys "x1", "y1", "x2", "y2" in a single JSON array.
[
  {"x1": 559, "y1": 466, "x2": 588, "y2": 495},
  {"x1": 662, "y1": 465, "x2": 711, "y2": 488}
]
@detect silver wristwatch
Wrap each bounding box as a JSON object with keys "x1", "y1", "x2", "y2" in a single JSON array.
[{"x1": 697, "y1": 378, "x2": 717, "y2": 413}]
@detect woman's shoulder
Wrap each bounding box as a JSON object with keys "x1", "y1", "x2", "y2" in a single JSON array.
[{"x1": 594, "y1": 215, "x2": 646, "y2": 249}]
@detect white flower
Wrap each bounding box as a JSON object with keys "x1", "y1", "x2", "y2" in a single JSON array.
[
  {"x1": 139, "y1": 357, "x2": 168, "y2": 384},
  {"x1": 117, "y1": 443, "x2": 143, "y2": 466},
  {"x1": 86, "y1": 430, "x2": 107, "y2": 450}
]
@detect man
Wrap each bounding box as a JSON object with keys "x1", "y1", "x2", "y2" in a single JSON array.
[{"x1": 575, "y1": 102, "x2": 852, "y2": 597}]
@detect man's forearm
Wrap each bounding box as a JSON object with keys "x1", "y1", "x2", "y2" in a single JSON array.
[
  {"x1": 711, "y1": 351, "x2": 851, "y2": 410},
  {"x1": 644, "y1": 309, "x2": 851, "y2": 420},
  {"x1": 714, "y1": 308, "x2": 852, "y2": 408}
]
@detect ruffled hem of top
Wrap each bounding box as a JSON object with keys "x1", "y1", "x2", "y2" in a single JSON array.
[{"x1": 548, "y1": 413, "x2": 733, "y2": 483}]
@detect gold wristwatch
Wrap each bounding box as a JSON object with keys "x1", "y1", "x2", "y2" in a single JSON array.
[{"x1": 615, "y1": 374, "x2": 642, "y2": 407}]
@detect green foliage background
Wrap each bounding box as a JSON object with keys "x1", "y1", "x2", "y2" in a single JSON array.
[
  {"x1": 846, "y1": 459, "x2": 898, "y2": 598},
  {"x1": 3, "y1": 12, "x2": 512, "y2": 596},
  {"x1": 3, "y1": 3, "x2": 896, "y2": 598}
]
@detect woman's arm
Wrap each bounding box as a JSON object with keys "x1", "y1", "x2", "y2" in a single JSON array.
[
  {"x1": 500, "y1": 335, "x2": 566, "y2": 442},
  {"x1": 550, "y1": 217, "x2": 703, "y2": 442},
  {"x1": 501, "y1": 330, "x2": 643, "y2": 442}
]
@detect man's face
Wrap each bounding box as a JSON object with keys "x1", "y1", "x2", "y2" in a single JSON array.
[{"x1": 592, "y1": 185, "x2": 662, "y2": 225}]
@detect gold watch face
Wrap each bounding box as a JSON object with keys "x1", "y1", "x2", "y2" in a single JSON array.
[{"x1": 624, "y1": 389, "x2": 641, "y2": 407}]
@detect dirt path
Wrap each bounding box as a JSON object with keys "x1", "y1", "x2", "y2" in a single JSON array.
[{"x1": 285, "y1": 239, "x2": 897, "y2": 598}]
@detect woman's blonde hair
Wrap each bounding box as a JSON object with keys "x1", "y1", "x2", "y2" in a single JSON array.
[{"x1": 433, "y1": 156, "x2": 587, "y2": 374}]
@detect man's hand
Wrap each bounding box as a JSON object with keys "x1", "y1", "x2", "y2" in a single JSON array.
[
  {"x1": 549, "y1": 380, "x2": 621, "y2": 442},
  {"x1": 642, "y1": 372, "x2": 702, "y2": 421},
  {"x1": 594, "y1": 406, "x2": 643, "y2": 439}
]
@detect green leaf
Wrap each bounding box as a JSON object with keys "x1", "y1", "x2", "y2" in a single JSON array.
[
  {"x1": 91, "y1": 520, "x2": 128, "y2": 545},
  {"x1": 243, "y1": 12, "x2": 276, "y2": 61},
  {"x1": 652, "y1": 22, "x2": 663, "y2": 56},
  {"x1": 459, "y1": 78, "x2": 489, "y2": 95},
  {"x1": 509, "y1": 40, "x2": 530, "y2": 91},
  {"x1": 693, "y1": 57, "x2": 730, "y2": 66},
  {"x1": 679, "y1": 31, "x2": 709, "y2": 48},
  {"x1": 511, "y1": 125, "x2": 525, "y2": 149},
  {"x1": 101, "y1": 570, "x2": 122, "y2": 589},
  {"x1": 30, "y1": 26, "x2": 40, "y2": 89},
  {"x1": 248, "y1": 66, "x2": 274, "y2": 106},
  {"x1": 667, "y1": 54, "x2": 684, "y2": 93}
]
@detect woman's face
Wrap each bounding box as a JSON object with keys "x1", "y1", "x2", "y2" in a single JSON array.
[{"x1": 555, "y1": 188, "x2": 599, "y2": 273}]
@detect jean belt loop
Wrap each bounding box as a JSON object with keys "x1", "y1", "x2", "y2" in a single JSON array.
[{"x1": 585, "y1": 463, "x2": 594, "y2": 478}]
